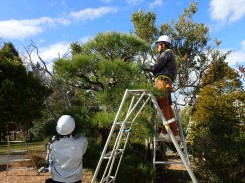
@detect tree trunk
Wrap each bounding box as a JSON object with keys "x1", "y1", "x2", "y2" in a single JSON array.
[
  {"x1": 98, "y1": 128, "x2": 110, "y2": 150},
  {"x1": 45, "y1": 99, "x2": 57, "y2": 121}
]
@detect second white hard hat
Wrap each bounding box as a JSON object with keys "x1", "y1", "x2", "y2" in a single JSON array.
[
  {"x1": 155, "y1": 35, "x2": 171, "y2": 44},
  {"x1": 56, "y1": 115, "x2": 75, "y2": 135}
]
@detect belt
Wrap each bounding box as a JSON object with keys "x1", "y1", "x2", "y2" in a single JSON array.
[{"x1": 155, "y1": 75, "x2": 172, "y2": 82}]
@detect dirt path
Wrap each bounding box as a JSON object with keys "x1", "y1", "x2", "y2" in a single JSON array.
[
  {"x1": 0, "y1": 154, "x2": 190, "y2": 182},
  {"x1": 0, "y1": 165, "x2": 93, "y2": 183}
]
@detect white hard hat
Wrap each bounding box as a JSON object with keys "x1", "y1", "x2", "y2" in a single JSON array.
[
  {"x1": 155, "y1": 35, "x2": 171, "y2": 45},
  {"x1": 56, "y1": 115, "x2": 75, "y2": 135}
]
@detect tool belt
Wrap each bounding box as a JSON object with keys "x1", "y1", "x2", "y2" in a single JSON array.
[{"x1": 155, "y1": 75, "x2": 173, "y2": 105}]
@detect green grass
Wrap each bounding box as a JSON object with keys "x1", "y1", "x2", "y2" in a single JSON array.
[{"x1": 0, "y1": 141, "x2": 46, "y2": 155}]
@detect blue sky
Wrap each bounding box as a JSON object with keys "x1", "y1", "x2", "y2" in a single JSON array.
[{"x1": 0, "y1": 0, "x2": 245, "y2": 69}]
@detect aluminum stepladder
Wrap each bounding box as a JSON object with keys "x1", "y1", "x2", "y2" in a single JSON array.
[
  {"x1": 6, "y1": 130, "x2": 39, "y2": 176},
  {"x1": 91, "y1": 89, "x2": 197, "y2": 183}
]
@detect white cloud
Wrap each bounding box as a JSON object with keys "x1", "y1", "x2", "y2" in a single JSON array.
[
  {"x1": 0, "y1": 7, "x2": 117, "y2": 40},
  {"x1": 209, "y1": 0, "x2": 245, "y2": 23},
  {"x1": 0, "y1": 17, "x2": 70, "y2": 39},
  {"x1": 149, "y1": 0, "x2": 163, "y2": 9},
  {"x1": 69, "y1": 7, "x2": 118, "y2": 21},
  {"x1": 24, "y1": 42, "x2": 71, "y2": 67},
  {"x1": 80, "y1": 36, "x2": 93, "y2": 43},
  {"x1": 0, "y1": 19, "x2": 43, "y2": 39},
  {"x1": 22, "y1": 36, "x2": 94, "y2": 70},
  {"x1": 225, "y1": 40, "x2": 245, "y2": 66},
  {"x1": 226, "y1": 51, "x2": 245, "y2": 66},
  {"x1": 39, "y1": 42, "x2": 70, "y2": 61},
  {"x1": 241, "y1": 40, "x2": 245, "y2": 50},
  {"x1": 126, "y1": 0, "x2": 143, "y2": 6}
]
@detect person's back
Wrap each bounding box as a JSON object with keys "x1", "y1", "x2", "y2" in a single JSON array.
[{"x1": 50, "y1": 136, "x2": 88, "y2": 183}]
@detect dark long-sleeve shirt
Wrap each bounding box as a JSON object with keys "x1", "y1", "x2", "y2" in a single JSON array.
[{"x1": 149, "y1": 49, "x2": 177, "y2": 81}]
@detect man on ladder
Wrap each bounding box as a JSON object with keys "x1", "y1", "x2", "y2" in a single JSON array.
[
  {"x1": 142, "y1": 35, "x2": 180, "y2": 141},
  {"x1": 91, "y1": 35, "x2": 198, "y2": 183}
]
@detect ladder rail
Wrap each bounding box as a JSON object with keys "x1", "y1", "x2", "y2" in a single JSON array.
[
  {"x1": 147, "y1": 92, "x2": 197, "y2": 183},
  {"x1": 126, "y1": 94, "x2": 136, "y2": 118},
  {"x1": 103, "y1": 131, "x2": 130, "y2": 183},
  {"x1": 126, "y1": 91, "x2": 147, "y2": 119},
  {"x1": 112, "y1": 131, "x2": 130, "y2": 182},
  {"x1": 91, "y1": 89, "x2": 130, "y2": 182},
  {"x1": 150, "y1": 94, "x2": 197, "y2": 182},
  {"x1": 101, "y1": 123, "x2": 125, "y2": 182},
  {"x1": 152, "y1": 111, "x2": 157, "y2": 168},
  {"x1": 100, "y1": 92, "x2": 138, "y2": 181},
  {"x1": 173, "y1": 101, "x2": 190, "y2": 163},
  {"x1": 149, "y1": 93, "x2": 170, "y2": 126},
  {"x1": 166, "y1": 125, "x2": 197, "y2": 183},
  {"x1": 105, "y1": 95, "x2": 152, "y2": 182},
  {"x1": 100, "y1": 91, "x2": 151, "y2": 182},
  {"x1": 92, "y1": 89, "x2": 144, "y2": 182},
  {"x1": 6, "y1": 135, "x2": 10, "y2": 175}
]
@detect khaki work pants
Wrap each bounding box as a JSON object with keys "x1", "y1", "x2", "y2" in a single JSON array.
[{"x1": 155, "y1": 78, "x2": 179, "y2": 136}]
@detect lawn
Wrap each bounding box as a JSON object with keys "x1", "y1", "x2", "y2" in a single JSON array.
[{"x1": 0, "y1": 140, "x2": 46, "y2": 155}]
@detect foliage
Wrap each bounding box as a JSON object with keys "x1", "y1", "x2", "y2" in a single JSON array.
[
  {"x1": 56, "y1": 33, "x2": 150, "y2": 106},
  {"x1": 0, "y1": 42, "x2": 51, "y2": 134},
  {"x1": 192, "y1": 61, "x2": 245, "y2": 182},
  {"x1": 131, "y1": 9, "x2": 158, "y2": 44},
  {"x1": 116, "y1": 143, "x2": 154, "y2": 183},
  {"x1": 180, "y1": 106, "x2": 192, "y2": 133},
  {"x1": 30, "y1": 152, "x2": 47, "y2": 168},
  {"x1": 31, "y1": 117, "x2": 56, "y2": 140},
  {"x1": 54, "y1": 32, "x2": 150, "y2": 127}
]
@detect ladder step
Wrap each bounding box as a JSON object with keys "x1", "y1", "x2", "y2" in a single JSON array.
[
  {"x1": 103, "y1": 149, "x2": 123, "y2": 159},
  {"x1": 154, "y1": 137, "x2": 183, "y2": 142},
  {"x1": 7, "y1": 167, "x2": 36, "y2": 171},
  {"x1": 115, "y1": 121, "x2": 133, "y2": 125},
  {"x1": 155, "y1": 137, "x2": 170, "y2": 142},
  {"x1": 10, "y1": 150, "x2": 28, "y2": 154},
  {"x1": 11, "y1": 158, "x2": 32, "y2": 162},
  {"x1": 9, "y1": 140, "x2": 25, "y2": 143},
  {"x1": 154, "y1": 161, "x2": 183, "y2": 165},
  {"x1": 101, "y1": 176, "x2": 115, "y2": 183}
]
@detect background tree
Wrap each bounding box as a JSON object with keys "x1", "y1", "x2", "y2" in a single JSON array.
[
  {"x1": 0, "y1": 42, "x2": 51, "y2": 139},
  {"x1": 191, "y1": 58, "x2": 245, "y2": 182}
]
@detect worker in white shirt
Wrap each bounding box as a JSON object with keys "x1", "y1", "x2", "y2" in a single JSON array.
[{"x1": 46, "y1": 115, "x2": 88, "y2": 183}]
